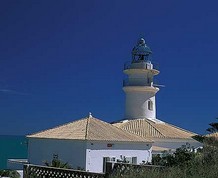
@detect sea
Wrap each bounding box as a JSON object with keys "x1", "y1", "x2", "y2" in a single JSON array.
[{"x1": 0, "y1": 135, "x2": 27, "y2": 169}]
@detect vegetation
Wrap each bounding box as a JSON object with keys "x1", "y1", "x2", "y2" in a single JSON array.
[
  {"x1": 109, "y1": 145, "x2": 218, "y2": 178},
  {"x1": 206, "y1": 117, "x2": 218, "y2": 133},
  {"x1": 44, "y1": 158, "x2": 71, "y2": 169},
  {"x1": 110, "y1": 119, "x2": 218, "y2": 178},
  {"x1": 193, "y1": 117, "x2": 218, "y2": 144},
  {"x1": 0, "y1": 169, "x2": 20, "y2": 178}
]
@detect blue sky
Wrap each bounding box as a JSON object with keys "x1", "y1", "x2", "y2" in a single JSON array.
[{"x1": 0, "y1": 0, "x2": 218, "y2": 135}]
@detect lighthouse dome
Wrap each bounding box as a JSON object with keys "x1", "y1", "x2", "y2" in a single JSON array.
[{"x1": 132, "y1": 38, "x2": 152, "y2": 59}]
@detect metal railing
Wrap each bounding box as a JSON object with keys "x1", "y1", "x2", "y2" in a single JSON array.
[
  {"x1": 123, "y1": 79, "x2": 159, "y2": 87},
  {"x1": 23, "y1": 164, "x2": 106, "y2": 178},
  {"x1": 23, "y1": 163, "x2": 164, "y2": 178},
  {"x1": 124, "y1": 61, "x2": 159, "y2": 70}
]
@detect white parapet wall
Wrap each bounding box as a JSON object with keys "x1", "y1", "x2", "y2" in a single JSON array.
[{"x1": 7, "y1": 159, "x2": 28, "y2": 170}]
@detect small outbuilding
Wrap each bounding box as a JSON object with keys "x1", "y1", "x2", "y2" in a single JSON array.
[{"x1": 27, "y1": 115, "x2": 152, "y2": 173}]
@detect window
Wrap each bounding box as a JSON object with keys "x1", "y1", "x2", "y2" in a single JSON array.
[
  {"x1": 148, "y1": 100, "x2": 153, "y2": 111},
  {"x1": 132, "y1": 157, "x2": 137, "y2": 164},
  {"x1": 147, "y1": 78, "x2": 150, "y2": 84},
  {"x1": 125, "y1": 157, "x2": 137, "y2": 164}
]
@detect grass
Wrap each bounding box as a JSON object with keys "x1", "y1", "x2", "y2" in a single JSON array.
[{"x1": 109, "y1": 143, "x2": 218, "y2": 178}]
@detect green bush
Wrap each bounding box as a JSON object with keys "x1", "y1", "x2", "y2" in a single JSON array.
[
  {"x1": 110, "y1": 144, "x2": 218, "y2": 178},
  {"x1": 0, "y1": 169, "x2": 20, "y2": 178},
  {"x1": 44, "y1": 158, "x2": 71, "y2": 169}
]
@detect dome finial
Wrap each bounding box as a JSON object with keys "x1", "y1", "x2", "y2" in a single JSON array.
[
  {"x1": 88, "y1": 112, "x2": 92, "y2": 118},
  {"x1": 137, "y1": 37, "x2": 146, "y2": 46}
]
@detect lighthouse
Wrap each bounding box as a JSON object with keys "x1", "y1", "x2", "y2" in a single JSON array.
[
  {"x1": 123, "y1": 38, "x2": 160, "y2": 121},
  {"x1": 114, "y1": 38, "x2": 201, "y2": 152}
]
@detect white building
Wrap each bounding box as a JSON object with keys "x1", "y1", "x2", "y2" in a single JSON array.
[
  {"x1": 27, "y1": 115, "x2": 152, "y2": 173},
  {"x1": 10, "y1": 37, "x2": 202, "y2": 173},
  {"x1": 113, "y1": 38, "x2": 202, "y2": 153}
]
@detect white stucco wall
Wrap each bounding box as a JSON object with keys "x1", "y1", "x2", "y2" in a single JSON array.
[
  {"x1": 28, "y1": 138, "x2": 87, "y2": 169},
  {"x1": 123, "y1": 61, "x2": 159, "y2": 120},
  {"x1": 85, "y1": 141, "x2": 152, "y2": 173},
  {"x1": 28, "y1": 138, "x2": 152, "y2": 173},
  {"x1": 152, "y1": 138, "x2": 203, "y2": 154},
  {"x1": 124, "y1": 91, "x2": 156, "y2": 119}
]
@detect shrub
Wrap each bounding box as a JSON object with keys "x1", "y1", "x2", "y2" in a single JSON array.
[
  {"x1": 110, "y1": 145, "x2": 218, "y2": 178},
  {"x1": 0, "y1": 169, "x2": 20, "y2": 178}
]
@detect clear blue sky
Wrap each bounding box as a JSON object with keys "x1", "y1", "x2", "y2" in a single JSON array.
[{"x1": 0, "y1": 0, "x2": 218, "y2": 135}]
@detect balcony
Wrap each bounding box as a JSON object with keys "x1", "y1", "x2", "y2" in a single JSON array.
[
  {"x1": 123, "y1": 78, "x2": 159, "y2": 87},
  {"x1": 124, "y1": 61, "x2": 159, "y2": 71}
]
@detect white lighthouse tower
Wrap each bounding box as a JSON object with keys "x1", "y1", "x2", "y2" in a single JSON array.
[
  {"x1": 123, "y1": 38, "x2": 160, "y2": 121},
  {"x1": 113, "y1": 38, "x2": 201, "y2": 152}
]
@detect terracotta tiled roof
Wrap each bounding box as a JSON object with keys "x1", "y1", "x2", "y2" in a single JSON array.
[
  {"x1": 113, "y1": 118, "x2": 195, "y2": 139},
  {"x1": 205, "y1": 132, "x2": 218, "y2": 139},
  {"x1": 27, "y1": 117, "x2": 152, "y2": 142}
]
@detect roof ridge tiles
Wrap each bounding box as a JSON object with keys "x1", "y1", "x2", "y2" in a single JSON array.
[
  {"x1": 85, "y1": 117, "x2": 90, "y2": 140},
  {"x1": 142, "y1": 119, "x2": 166, "y2": 138}
]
